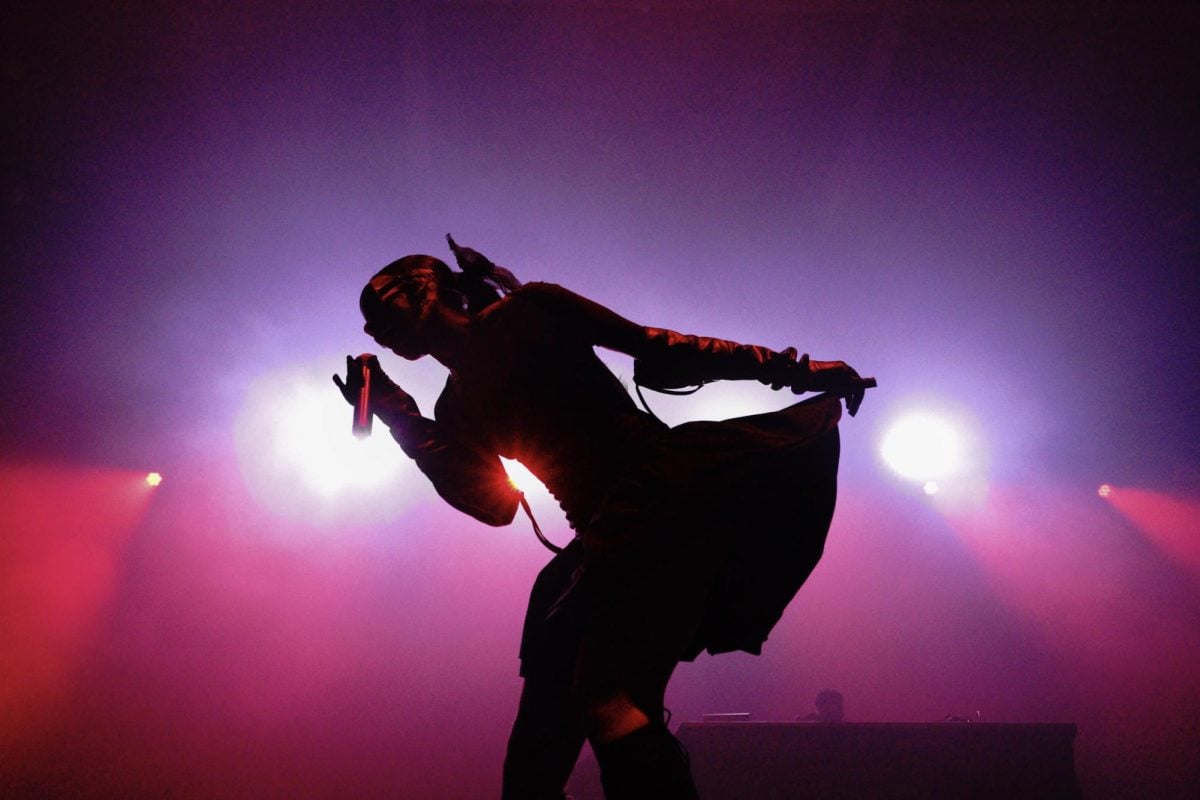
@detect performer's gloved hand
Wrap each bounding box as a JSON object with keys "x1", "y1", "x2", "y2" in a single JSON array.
[
  {"x1": 332, "y1": 354, "x2": 422, "y2": 427},
  {"x1": 794, "y1": 358, "x2": 876, "y2": 417}
]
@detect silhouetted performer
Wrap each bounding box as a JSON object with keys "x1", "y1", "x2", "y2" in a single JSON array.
[{"x1": 335, "y1": 237, "x2": 874, "y2": 799}]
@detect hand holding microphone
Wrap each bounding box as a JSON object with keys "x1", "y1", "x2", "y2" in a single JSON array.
[{"x1": 333, "y1": 354, "x2": 420, "y2": 436}]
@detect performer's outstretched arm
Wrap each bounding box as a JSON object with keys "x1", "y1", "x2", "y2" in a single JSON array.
[{"x1": 526, "y1": 282, "x2": 875, "y2": 415}]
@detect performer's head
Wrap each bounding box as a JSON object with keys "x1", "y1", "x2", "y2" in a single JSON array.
[
  {"x1": 359, "y1": 255, "x2": 459, "y2": 360},
  {"x1": 360, "y1": 243, "x2": 521, "y2": 359}
]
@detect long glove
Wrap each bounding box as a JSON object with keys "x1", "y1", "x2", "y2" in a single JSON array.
[{"x1": 633, "y1": 328, "x2": 874, "y2": 415}]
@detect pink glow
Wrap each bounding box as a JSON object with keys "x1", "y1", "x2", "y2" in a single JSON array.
[
  {"x1": 1105, "y1": 485, "x2": 1200, "y2": 579},
  {"x1": 3, "y1": 2, "x2": 1196, "y2": 797},
  {"x1": 939, "y1": 482, "x2": 1200, "y2": 797},
  {"x1": 0, "y1": 464, "x2": 151, "y2": 754}
]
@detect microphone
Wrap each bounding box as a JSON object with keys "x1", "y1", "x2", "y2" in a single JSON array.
[{"x1": 351, "y1": 353, "x2": 373, "y2": 438}]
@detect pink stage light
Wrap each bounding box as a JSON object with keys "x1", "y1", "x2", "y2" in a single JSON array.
[
  {"x1": 0, "y1": 464, "x2": 153, "y2": 749},
  {"x1": 937, "y1": 481, "x2": 1182, "y2": 664},
  {"x1": 1104, "y1": 485, "x2": 1200, "y2": 578}
]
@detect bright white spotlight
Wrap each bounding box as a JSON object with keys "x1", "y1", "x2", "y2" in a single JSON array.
[
  {"x1": 145, "y1": 472, "x2": 163, "y2": 487},
  {"x1": 273, "y1": 381, "x2": 403, "y2": 497},
  {"x1": 880, "y1": 413, "x2": 964, "y2": 482},
  {"x1": 234, "y1": 364, "x2": 418, "y2": 527}
]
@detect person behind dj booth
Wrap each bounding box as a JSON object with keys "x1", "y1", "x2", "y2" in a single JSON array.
[
  {"x1": 798, "y1": 688, "x2": 846, "y2": 723},
  {"x1": 334, "y1": 235, "x2": 875, "y2": 800}
]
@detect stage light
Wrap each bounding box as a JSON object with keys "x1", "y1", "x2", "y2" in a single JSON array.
[
  {"x1": 923, "y1": 481, "x2": 940, "y2": 496},
  {"x1": 1098, "y1": 484, "x2": 1111, "y2": 498},
  {"x1": 0, "y1": 465, "x2": 153, "y2": 739},
  {"x1": 234, "y1": 364, "x2": 418, "y2": 524},
  {"x1": 274, "y1": 381, "x2": 403, "y2": 496},
  {"x1": 501, "y1": 457, "x2": 550, "y2": 499},
  {"x1": 880, "y1": 413, "x2": 965, "y2": 482},
  {"x1": 1105, "y1": 485, "x2": 1200, "y2": 576},
  {"x1": 146, "y1": 472, "x2": 162, "y2": 487}
]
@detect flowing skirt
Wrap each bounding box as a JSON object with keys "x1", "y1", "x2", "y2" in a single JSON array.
[{"x1": 519, "y1": 393, "x2": 841, "y2": 683}]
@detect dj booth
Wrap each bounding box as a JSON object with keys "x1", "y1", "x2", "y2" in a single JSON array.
[{"x1": 674, "y1": 721, "x2": 1083, "y2": 799}]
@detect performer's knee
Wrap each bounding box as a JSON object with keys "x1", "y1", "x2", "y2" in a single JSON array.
[
  {"x1": 585, "y1": 692, "x2": 652, "y2": 744},
  {"x1": 592, "y1": 722, "x2": 699, "y2": 800}
]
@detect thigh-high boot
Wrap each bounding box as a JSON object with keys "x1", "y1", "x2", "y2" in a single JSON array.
[{"x1": 592, "y1": 724, "x2": 699, "y2": 800}]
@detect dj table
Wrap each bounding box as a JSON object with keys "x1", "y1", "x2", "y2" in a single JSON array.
[{"x1": 675, "y1": 721, "x2": 1082, "y2": 799}]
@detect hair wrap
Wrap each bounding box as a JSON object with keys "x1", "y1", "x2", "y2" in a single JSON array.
[{"x1": 446, "y1": 234, "x2": 522, "y2": 314}]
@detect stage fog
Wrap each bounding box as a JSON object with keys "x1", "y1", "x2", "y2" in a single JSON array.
[{"x1": 3, "y1": 3, "x2": 1197, "y2": 798}]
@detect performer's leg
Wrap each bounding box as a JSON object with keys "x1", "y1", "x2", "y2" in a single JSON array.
[
  {"x1": 576, "y1": 575, "x2": 702, "y2": 800},
  {"x1": 505, "y1": 539, "x2": 588, "y2": 799},
  {"x1": 587, "y1": 692, "x2": 651, "y2": 744},
  {"x1": 502, "y1": 673, "x2": 587, "y2": 800},
  {"x1": 592, "y1": 720, "x2": 697, "y2": 800},
  {"x1": 573, "y1": 521, "x2": 732, "y2": 799},
  {"x1": 585, "y1": 677, "x2": 698, "y2": 800}
]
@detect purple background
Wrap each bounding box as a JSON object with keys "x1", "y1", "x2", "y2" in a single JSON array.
[{"x1": 3, "y1": 2, "x2": 1197, "y2": 798}]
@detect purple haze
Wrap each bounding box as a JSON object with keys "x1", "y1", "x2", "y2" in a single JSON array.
[{"x1": 2, "y1": 3, "x2": 1197, "y2": 798}]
